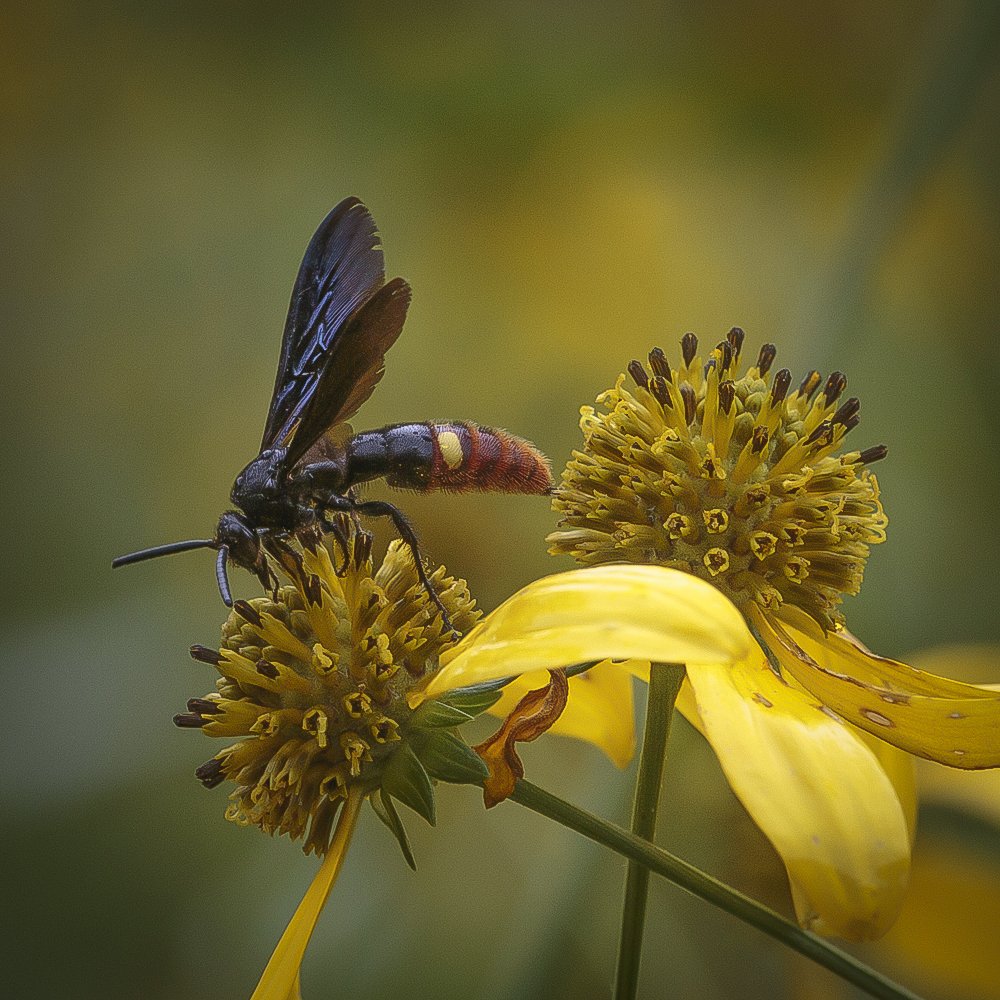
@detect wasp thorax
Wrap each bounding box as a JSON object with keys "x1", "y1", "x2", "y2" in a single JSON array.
[
  {"x1": 175, "y1": 522, "x2": 479, "y2": 855},
  {"x1": 548, "y1": 331, "x2": 888, "y2": 631}
]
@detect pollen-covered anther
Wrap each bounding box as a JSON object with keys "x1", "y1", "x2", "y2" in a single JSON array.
[
  {"x1": 665, "y1": 513, "x2": 695, "y2": 540},
  {"x1": 703, "y1": 508, "x2": 730, "y2": 534},
  {"x1": 372, "y1": 632, "x2": 393, "y2": 665},
  {"x1": 700, "y1": 445, "x2": 727, "y2": 481},
  {"x1": 750, "y1": 531, "x2": 778, "y2": 560},
  {"x1": 704, "y1": 548, "x2": 730, "y2": 576},
  {"x1": 340, "y1": 732, "x2": 371, "y2": 778},
  {"x1": 311, "y1": 643, "x2": 338, "y2": 677},
  {"x1": 343, "y1": 690, "x2": 372, "y2": 719},
  {"x1": 548, "y1": 336, "x2": 889, "y2": 631},
  {"x1": 784, "y1": 557, "x2": 811, "y2": 583},
  {"x1": 303, "y1": 707, "x2": 330, "y2": 748},
  {"x1": 370, "y1": 717, "x2": 400, "y2": 745}
]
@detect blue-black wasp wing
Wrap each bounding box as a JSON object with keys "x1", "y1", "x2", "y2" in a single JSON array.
[
  {"x1": 260, "y1": 197, "x2": 399, "y2": 454},
  {"x1": 281, "y1": 275, "x2": 411, "y2": 471}
]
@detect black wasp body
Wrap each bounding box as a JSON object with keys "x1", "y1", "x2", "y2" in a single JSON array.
[{"x1": 114, "y1": 198, "x2": 552, "y2": 628}]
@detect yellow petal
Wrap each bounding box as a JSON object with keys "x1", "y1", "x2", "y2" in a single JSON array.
[
  {"x1": 853, "y1": 728, "x2": 917, "y2": 846},
  {"x1": 686, "y1": 652, "x2": 911, "y2": 941},
  {"x1": 415, "y1": 565, "x2": 751, "y2": 703},
  {"x1": 487, "y1": 660, "x2": 637, "y2": 768},
  {"x1": 251, "y1": 791, "x2": 363, "y2": 1000},
  {"x1": 758, "y1": 609, "x2": 1000, "y2": 769}
]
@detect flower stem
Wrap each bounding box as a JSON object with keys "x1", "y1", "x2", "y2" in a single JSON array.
[
  {"x1": 509, "y1": 779, "x2": 923, "y2": 1000},
  {"x1": 614, "y1": 662, "x2": 685, "y2": 1000}
]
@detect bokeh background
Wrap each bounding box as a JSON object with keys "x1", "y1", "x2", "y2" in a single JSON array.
[{"x1": 3, "y1": 3, "x2": 999, "y2": 998}]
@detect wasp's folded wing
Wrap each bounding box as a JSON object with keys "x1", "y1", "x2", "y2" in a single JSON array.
[
  {"x1": 281, "y1": 277, "x2": 411, "y2": 471},
  {"x1": 261, "y1": 198, "x2": 386, "y2": 451}
]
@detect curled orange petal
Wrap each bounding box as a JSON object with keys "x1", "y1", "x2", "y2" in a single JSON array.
[{"x1": 473, "y1": 669, "x2": 569, "y2": 807}]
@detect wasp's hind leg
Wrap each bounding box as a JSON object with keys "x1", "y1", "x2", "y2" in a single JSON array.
[{"x1": 347, "y1": 498, "x2": 459, "y2": 639}]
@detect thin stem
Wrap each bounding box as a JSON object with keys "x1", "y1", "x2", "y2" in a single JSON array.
[
  {"x1": 509, "y1": 780, "x2": 923, "y2": 1000},
  {"x1": 614, "y1": 663, "x2": 685, "y2": 1000}
]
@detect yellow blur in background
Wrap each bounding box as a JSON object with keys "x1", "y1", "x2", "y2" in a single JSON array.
[{"x1": 2, "y1": 4, "x2": 999, "y2": 998}]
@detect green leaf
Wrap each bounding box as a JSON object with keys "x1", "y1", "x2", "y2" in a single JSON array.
[
  {"x1": 413, "y1": 730, "x2": 489, "y2": 785},
  {"x1": 370, "y1": 790, "x2": 417, "y2": 870},
  {"x1": 381, "y1": 743, "x2": 436, "y2": 825},
  {"x1": 441, "y1": 687, "x2": 503, "y2": 717},
  {"x1": 409, "y1": 700, "x2": 475, "y2": 730}
]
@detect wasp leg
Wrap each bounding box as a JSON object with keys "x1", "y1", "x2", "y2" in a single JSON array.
[
  {"x1": 322, "y1": 514, "x2": 353, "y2": 576},
  {"x1": 334, "y1": 497, "x2": 459, "y2": 638}
]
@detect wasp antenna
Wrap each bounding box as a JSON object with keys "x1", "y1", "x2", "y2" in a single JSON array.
[
  {"x1": 112, "y1": 538, "x2": 216, "y2": 568},
  {"x1": 215, "y1": 546, "x2": 234, "y2": 607}
]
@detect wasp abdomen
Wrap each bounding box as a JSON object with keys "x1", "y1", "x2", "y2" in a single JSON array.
[
  {"x1": 343, "y1": 422, "x2": 552, "y2": 494},
  {"x1": 426, "y1": 422, "x2": 552, "y2": 494}
]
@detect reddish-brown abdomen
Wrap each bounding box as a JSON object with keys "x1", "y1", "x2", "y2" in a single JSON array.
[{"x1": 427, "y1": 422, "x2": 552, "y2": 494}]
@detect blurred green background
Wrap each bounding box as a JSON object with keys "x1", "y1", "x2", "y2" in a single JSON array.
[{"x1": 3, "y1": 3, "x2": 999, "y2": 998}]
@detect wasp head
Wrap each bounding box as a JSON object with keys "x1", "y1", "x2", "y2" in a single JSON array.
[{"x1": 214, "y1": 510, "x2": 276, "y2": 604}]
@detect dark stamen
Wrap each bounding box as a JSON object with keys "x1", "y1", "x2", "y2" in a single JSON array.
[
  {"x1": 650, "y1": 375, "x2": 672, "y2": 407},
  {"x1": 823, "y1": 372, "x2": 847, "y2": 405},
  {"x1": 771, "y1": 368, "x2": 792, "y2": 404},
  {"x1": 648, "y1": 347, "x2": 671, "y2": 380},
  {"x1": 627, "y1": 359, "x2": 649, "y2": 390},
  {"x1": 756, "y1": 343, "x2": 776, "y2": 376},
  {"x1": 680, "y1": 383, "x2": 697, "y2": 425},
  {"x1": 187, "y1": 698, "x2": 223, "y2": 715},
  {"x1": 832, "y1": 397, "x2": 860, "y2": 426},
  {"x1": 355, "y1": 529, "x2": 373, "y2": 566},
  {"x1": 806, "y1": 419, "x2": 834, "y2": 446},
  {"x1": 726, "y1": 326, "x2": 745, "y2": 358},
  {"x1": 173, "y1": 712, "x2": 208, "y2": 729},
  {"x1": 256, "y1": 660, "x2": 280, "y2": 680},
  {"x1": 681, "y1": 332, "x2": 698, "y2": 367},
  {"x1": 304, "y1": 573, "x2": 323, "y2": 606},
  {"x1": 716, "y1": 340, "x2": 733, "y2": 373},
  {"x1": 233, "y1": 600, "x2": 262, "y2": 627},
  {"x1": 190, "y1": 644, "x2": 223, "y2": 666},
  {"x1": 799, "y1": 370, "x2": 822, "y2": 401},
  {"x1": 195, "y1": 758, "x2": 225, "y2": 789},
  {"x1": 859, "y1": 445, "x2": 888, "y2": 465},
  {"x1": 718, "y1": 380, "x2": 735, "y2": 414}
]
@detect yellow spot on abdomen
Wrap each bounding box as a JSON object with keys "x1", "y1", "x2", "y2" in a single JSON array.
[{"x1": 437, "y1": 430, "x2": 464, "y2": 470}]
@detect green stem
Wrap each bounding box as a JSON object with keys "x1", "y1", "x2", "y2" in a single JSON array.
[
  {"x1": 614, "y1": 663, "x2": 685, "y2": 1000},
  {"x1": 509, "y1": 779, "x2": 923, "y2": 1000}
]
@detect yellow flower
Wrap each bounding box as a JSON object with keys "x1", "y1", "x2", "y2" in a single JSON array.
[
  {"x1": 419, "y1": 332, "x2": 1000, "y2": 941},
  {"x1": 178, "y1": 522, "x2": 490, "y2": 999},
  {"x1": 179, "y1": 511, "x2": 769, "y2": 998}
]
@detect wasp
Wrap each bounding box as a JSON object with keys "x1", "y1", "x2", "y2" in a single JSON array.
[{"x1": 113, "y1": 198, "x2": 552, "y2": 629}]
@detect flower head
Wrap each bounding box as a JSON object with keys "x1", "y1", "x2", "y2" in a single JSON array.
[
  {"x1": 177, "y1": 521, "x2": 492, "y2": 997},
  {"x1": 549, "y1": 329, "x2": 887, "y2": 632},
  {"x1": 177, "y1": 523, "x2": 480, "y2": 855},
  {"x1": 422, "y1": 333, "x2": 1000, "y2": 942}
]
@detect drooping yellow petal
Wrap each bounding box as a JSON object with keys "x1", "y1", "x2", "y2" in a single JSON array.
[
  {"x1": 756, "y1": 608, "x2": 1000, "y2": 769},
  {"x1": 251, "y1": 791, "x2": 363, "y2": 1000},
  {"x1": 853, "y1": 728, "x2": 917, "y2": 845},
  {"x1": 487, "y1": 660, "x2": 637, "y2": 768},
  {"x1": 685, "y1": 652, "x2": 911, "y2": 941},
  {"x1": 415, "y1": 565, "x2": 751, "y2": 703}
]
